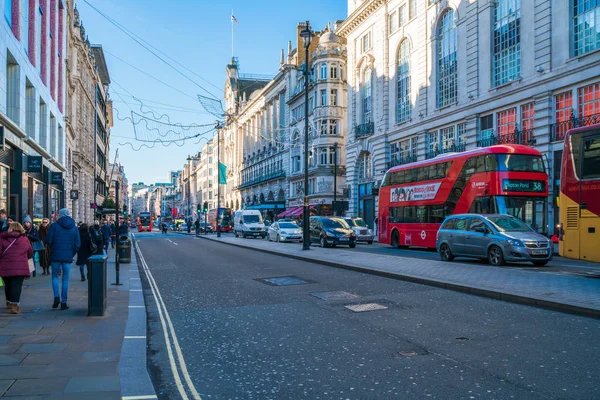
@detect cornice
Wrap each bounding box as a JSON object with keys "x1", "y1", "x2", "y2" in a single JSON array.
[{"x1": 337, "y1": 0, "x2": 386, "y2": 38}]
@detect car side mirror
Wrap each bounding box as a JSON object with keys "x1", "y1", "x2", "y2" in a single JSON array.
[{"x1": 475, "y1": 227, "x2": 486, "y2": 234}]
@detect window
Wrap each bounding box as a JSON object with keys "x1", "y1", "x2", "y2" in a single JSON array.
[
  {"x1": 362, "y1": 31, "x2": 371, "y2": 52},
  {"x1": 293, "y1": 156, "x2": 301, "y2": 172},
  {"x1": 321, "y1": 89, "x2": 327, "y2": 106},
  {"x1": 362, "y1": 67, "x2": 372, "y2": 123},
  {"x1": 389, "y1": 11, "x2": 398, "y2": 34},
  {"x1": 442, "y1": 218, "x2": 455, "y2": 229},
  {"x1": 469, "y1": 218, "x2": 489, "y2": 233},
  {"x1": 39, "y1": 99, "x2": 47, "y2": 148},
  {"x1": 521, "y1": 102, "x2": 535, "y2": 131},
  {"x1": 437, "y1": 9, "x2": 458, "y2": 107},
  {"x1": 573, "y1": 0, "x2": 600, "y2": 56},
  {"x1": 578, "y1": 82, "x2": 600, "y2": 117},
  {"x1": 209, "y1": 168, "x2": 213, "y2": 176},
  {"x1": 331, "y1": 89, "x2": 338, "y2": 106},
  {"x1": 320, "y1": 121, "x2": 327, "y2": 136},
  {"x1": 330, "y1": 65, "x2": 338, "y2": 79},
  {"x1": 454, "y1": 217, "x2": 469, "y2": 230},
  {"x1": 409, "y1": 0, "x2": 416, "y2": 19},
  {"x1": 329, "y1": 120, "x2": 338, "y2": 135},
  {"x1": 397, "y1": 40, "x2": 411, "y2": 123},
  {"x1": 320, "y1": 63, "x2": 327, "y2": 79},
  {"x1": 493, "y1": 0, "x2": 520, "y2": 86},
  {"x1": 399, "y1": 5, "x2": 407, "y2": 27},
  {"x1": 329, "y1": 147, "x2": 337, "y2": 164},
  {"x1": 6, "y1": 54, "x2": 20, "y2": 124},
  {"x1": 582, "y1": 136, "x2": 600, "y2": 179},
  {"x1": 36, "y1": 4, "x2": 42, "y2": 70},
  {"x1": 554, "y1": 91, "x2": 573, "y2": 141},
  {"x1": 457, "y1": 122, "x2": 467, "y2": 146},
  {"x1": 497, "y1": 108, "x2": 516, "y2": 139},
  {"x1": 426, "y1": 131, "x2": 439, "y2": 154},
  {"x1": 320, "y1": 148, "x2": 328, "y2": 165},
  {"x1": 440, "y1": 126, "x2": 455, "y2": 150}
]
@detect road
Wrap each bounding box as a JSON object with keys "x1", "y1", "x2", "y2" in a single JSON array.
[{"x1": 135, "y1": 231, "x2": 600, "y2": 399}]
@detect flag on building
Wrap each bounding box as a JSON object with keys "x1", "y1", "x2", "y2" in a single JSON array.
[
  {"x1": 231, "y1": 11, "x2": 238, "y2": 23},
  {"x1": 219, "y1": 162, "x2": 227, "y2": 184}
]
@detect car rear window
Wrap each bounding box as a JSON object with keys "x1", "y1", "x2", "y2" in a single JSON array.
[
  {"x1": 454, "y1": 217, "x2": 469, "y2": 231},
  {"x1": 442, "y1": 219, "x2": 455, "y2": 229}
]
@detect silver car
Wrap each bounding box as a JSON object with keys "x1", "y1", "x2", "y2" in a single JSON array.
[
  {"x1": 267, "y1": 222, "x2": 303, "y2": 243},
  {"x1": 343, "y1": 217, "x2": 375, "y2": 244},
  {"x1": 436, "y1": 214, "x2": 553, "y2": 266}
]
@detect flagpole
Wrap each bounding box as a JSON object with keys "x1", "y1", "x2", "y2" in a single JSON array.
[{"x1": 231, "y1": 9, "x2": 234, "y2": 58}]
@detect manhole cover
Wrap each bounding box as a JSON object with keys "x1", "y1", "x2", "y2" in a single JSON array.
[
  {"x1": 311, "y1": 291, "x2": 361, "y2": 301},
  {"x1": 345, "y1": 303, "x2": 388, "y2": 313},
  {"x1": 256, "y1": 276, "x2": 311, "y2": 286}
]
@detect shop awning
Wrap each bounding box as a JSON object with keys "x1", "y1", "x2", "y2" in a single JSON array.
[
  {"x1": 277, "y1": 206, "x2": 298, "y2": 218},
  {"x1": 288, "y1": 205, "x2": 316, "y2": 217},
  {"x1": 245, "y1": 203, "x2": 285, "y2": 210}
]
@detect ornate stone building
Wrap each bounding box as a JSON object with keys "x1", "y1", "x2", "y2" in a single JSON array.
[
  {"x1": 337, "y1": 0, "x2": 600, "y2": 232},
  {"x1": 65, "y1": 1, "x2": 112, "y2": 223}
]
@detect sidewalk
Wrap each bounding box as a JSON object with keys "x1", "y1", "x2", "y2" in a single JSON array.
[
  {"x1": 0, "y1": 246, "x2": 155, "y2": 399},
  {"x1": 197, "y1": 234, "x2": 600, "y2": 318}
]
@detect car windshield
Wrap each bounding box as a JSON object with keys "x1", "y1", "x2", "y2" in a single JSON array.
[
  {"x1": 279, "y1": 223, "x2": 298, "y2": 229},
  {"x1": 242, "y1": 215, "x2": 261, "y2": 223},
  {"x1": 322, "y1": 218, "x2": 350, "y2": 229},
  {"x1": 352, "y1": 218, "x2": 367, "y2": 227},
  {"x1": 486, "y1": 216, "x2": 532, "y2": 232}
]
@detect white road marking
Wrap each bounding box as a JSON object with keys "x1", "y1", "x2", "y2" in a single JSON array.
[
  {"x1": 128, "y1": 306, "x2": 145, "y2": 308},
  {"x1": 135, "y1": 240, "x2": 201, "y2": 400},
  {"x1": 122, "y1": 396, "x2": 158, "y2": 400},
  {"x1": 172, "y1": 242, "x2": 178, "y2": 246},
  {"x1": 124, "y1": 336, "x2": 146, "y2": 339}
]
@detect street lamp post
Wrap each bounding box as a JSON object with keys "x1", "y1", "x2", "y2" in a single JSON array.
[
  {"x1": 215, "y1": 121, "x2": 223, "y2": 238},
  {"x1": 300, "y1": 21, "x2": 314, "y2": 251},
  {"x1": 333, "y1": 142, "x2": 338, "y2": 216}
]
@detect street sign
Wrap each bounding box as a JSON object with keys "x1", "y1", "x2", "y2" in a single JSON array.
[
  {"x1": 70, "y1": 190, "x2": 79, "y2": 200},
  {"x1": 101, "y1": 208, "x2": 117, "y2": 214},
  {"x1": 90, "y1": 203, "x2": 97, "y2": 209}
]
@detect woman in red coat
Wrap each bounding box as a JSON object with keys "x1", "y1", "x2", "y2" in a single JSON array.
[{"x1": 0, "y1": 223, "x2": 33, "y2": 314}]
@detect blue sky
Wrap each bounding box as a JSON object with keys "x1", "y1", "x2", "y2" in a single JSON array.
[{"x1": 78, "y1": 0, "x2": 347, "y2": 185}]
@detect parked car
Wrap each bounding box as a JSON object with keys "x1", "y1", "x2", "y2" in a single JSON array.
[
  {"x1": 343, "y1": 217, "x2": 374, "y2": 244},
  {"x1": 179, "y1": 223, "x2": 188, "y2": 232},
  {"x1": 197, "y1": 222, "x2": 212, "y2": 233},
  {"x1": 233, "y1": 210, "x2": 267, "y2": 238},
  {"x1": 268, "y1": 222, "x2": 303, "y2": 242},
  {"x1": 309, "y1": 216, "x2": 356, "y2": 248},
  {"x1": 436, "y1": 214, "x2": 553, "y2": 266}
]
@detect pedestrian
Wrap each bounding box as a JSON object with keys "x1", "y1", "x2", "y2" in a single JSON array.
[
  {"x1": 7, "y1": 216, "x2": 14, "y2": 225},
  {"x1": 0, "y1": 210, "x2": 8, "y2": 232},
  {"x1": 76, "y1": 223, "x2": 94, "y2": 282},
  {"x1": 194, "y1": 219, "x2": 200, "y2": 235},
  {"x1": 0, "y1": 222, "x2": 34, "y2": 314},
  {"x1": 89, "y1": 221, "x2": 104, "y2": 253},
  {"x1": 23, "y1": 216, "x2": 41, "y2": 278},
  {"x1": 162, "y1": 222, "x2": 167, "y2": 235},
  {"x1": 37, "y1": 218, "x2": 51, "y2": 275},
  {"x1": 45, "y1": 208, "x2": 80, "y2": 310},
  {"x1": 101, "y1": 220, "x2": 111, "y2": 253},
  {"x1": 119, "y1": 219, "x2": 129, "y2": 236},
  {"x1": 110, "y1": 221, "x2": 117, "y2": 249}
]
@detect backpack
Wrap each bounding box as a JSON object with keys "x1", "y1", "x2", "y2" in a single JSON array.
[
  {"x1": 89, "y1": 238, "x2": 98, "y2": 253},
  {"x1": 89, "y1": 229, "x2": 102, "y2": 252}
]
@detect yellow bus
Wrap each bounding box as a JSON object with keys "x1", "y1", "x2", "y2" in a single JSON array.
[{"x1": 558, "y1": 123, "x2": 600, "y2": 262}]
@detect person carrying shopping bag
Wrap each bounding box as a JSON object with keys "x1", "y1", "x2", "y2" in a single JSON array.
[
  {"x1": 76, "y1": 223, "x2": 100, "y2": 282},
  {"x1": 23, "y1": 216, "x2": 42, "y2": 278},
  {"x1": 0, "y1": 222, "x2": 34, "y2": 314},
  {"x1": 37, "y1": 218, "x2": 52, "y2": 275}
]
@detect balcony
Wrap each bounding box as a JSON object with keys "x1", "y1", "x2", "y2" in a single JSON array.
[
  {"x1": 388, "y1": 153, "x2": 418, "y2": 169},
  {"x1": 476, "y1": 127, "x2": 535, "y2": 147},
  {"x1": 354, "y1": 122, "x2": 374, "y2": 140},
  {"x1": 426, "y1": 142, "x2": 466, "y2": 160},
  {"x1": 550, "y1": 112, "x2": 600, "y2": 142},
  {"x1": 236, "y1": 170, "x2": 286, "y2": 190}
]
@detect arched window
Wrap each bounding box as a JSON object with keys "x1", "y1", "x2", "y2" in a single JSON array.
[
  {"x1": 362, "y1": 67, "x2": 373, "y2": 123},
  {"x1": 330, "y1": 64, "x2": 338, "y2": 79},
  {"x1": 397, "y1": 39, "x2": 411, "y2": 123},
  {"x1": 320, "y1": 63, "x2": 328, "y2": 79},
  {"x1": 437, "y1": 9, "x2": 457, "y2": 108},
  {"x1": 320, "y1": 148, "x2": 328, "y2": 165},
  {"x1": 292, "y1": 131, "x2": 300, "y2": 146},
  {"x1": 329, "y1": 147, "x2": 338, "y2": 165},
  {"x1": 357, "y1": 152, "x2": 373, "y2": 180},
  {"x1": 493, "y1": 0, "x2": 520, "y2": 86}
]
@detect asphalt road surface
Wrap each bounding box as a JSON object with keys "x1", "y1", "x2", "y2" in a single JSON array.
[{"x1": 135, "y1": 231, "x2": 600, "y2": 400}]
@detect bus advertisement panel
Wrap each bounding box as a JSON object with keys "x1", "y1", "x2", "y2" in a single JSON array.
[
  {"x1": 378, "y1": 144, "x2": 549, "y2": 249},
  {"x1": 138, "y1": 212, "x2": 153, "y2": 232},
  {"x1": 559, "y1": 123, "x2": 600, "y2": 262},
  {"x1": 208, "y1": 208, "x2": 233, "y2": 232}
]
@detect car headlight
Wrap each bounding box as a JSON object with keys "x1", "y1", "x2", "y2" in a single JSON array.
[
  {"x1": 367, "y1": 229, "x2": 373, "y2": 235},
  {"x1": 508, "y1": 239, "x2": 524, "y2": 247}
]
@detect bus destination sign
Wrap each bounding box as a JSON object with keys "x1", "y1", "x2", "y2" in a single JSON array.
[{"x1": 502, "y1": 179, "x2": 545, "y2": 193}]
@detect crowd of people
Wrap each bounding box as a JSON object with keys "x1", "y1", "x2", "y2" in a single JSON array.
[{"x1": 0, "y1": 208, "x2": 129, "y2": 314}]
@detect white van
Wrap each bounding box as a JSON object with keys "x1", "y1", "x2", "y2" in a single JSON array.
[{"x1": 234, "y1": 210, "x2": 267, "y2": 238}]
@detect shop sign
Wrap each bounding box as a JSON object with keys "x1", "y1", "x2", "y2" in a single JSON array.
[
  {"x1": 50, "y1": 172, "x2": 63, "y2": 185},
  {"x1": 28, "y1": 156, "x2": 43, "y2": 173},
  {"x1": 70, "y1": 190, "x2": 79, "y2": 200}
]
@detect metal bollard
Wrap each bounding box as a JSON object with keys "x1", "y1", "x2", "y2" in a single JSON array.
[{"x1": 87, "y1": 254, "x2": 108, "y2": 316}]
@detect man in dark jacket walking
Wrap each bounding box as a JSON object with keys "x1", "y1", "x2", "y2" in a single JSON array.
[
  {"x1": 45, "y1": 208, "x2": 80, "y2": 310},
  {"x1": 101, "y1": 220, "x2": 111, "y2": 254},
  {"x1": 119, "y1": 220, "x2": 129, "y2": 236}
]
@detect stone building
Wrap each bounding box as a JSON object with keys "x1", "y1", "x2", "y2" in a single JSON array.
[
  {"x1": 337, "y1": 0, "x2": 600, "y2": 232},
  {"x1": 65, "y1": 1, "x2": 111, "y2": 223},
  {"x1": 1, "y1": 0, "x2": 67, "y2": 222}
]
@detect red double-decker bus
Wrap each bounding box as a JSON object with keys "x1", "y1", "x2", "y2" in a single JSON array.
[
  {"x1": 137, "y1": 212, "x2": 153, "y2": 232},
  {"x1": 378, "y1": 144, "x2": 549, "y2": 249},
  {"x1": 208, "y1": 208, "x2": 233, "y2": 232}
]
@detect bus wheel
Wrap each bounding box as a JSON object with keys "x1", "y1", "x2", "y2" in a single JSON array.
[
  {"x1": 488, "y1": 245, "x2": 506, "y2": 266},
  {"x1": 439, "y1": 244, "x2": 454, "y2": 261},
  {"x1": 391, "y1": 231, "x2": 400, "y2": 249}
]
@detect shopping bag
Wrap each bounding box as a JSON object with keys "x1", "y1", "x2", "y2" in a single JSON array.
[
  {"x1": 34, "y1": 252, "x2": 40, "y2": 263},
  {"x1": 31, "y1": 241, "x2": 45, "y2": 252},
  {"x1": 28, "y1": 258, "x2": 35, "y2": 273}
]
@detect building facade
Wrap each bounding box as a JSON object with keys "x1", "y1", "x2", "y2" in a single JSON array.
[
  {"x1": 1, "y1": 0, "x2": 67, "y2": 222},
  {"x1": 65, "y1": 1, "x2": 111, "y2": 223},
  {"x1": 337, "y1": 0, "x2": 600, "y2": 232}
]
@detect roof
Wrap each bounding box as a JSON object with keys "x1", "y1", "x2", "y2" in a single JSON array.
[
  {"x1": 388, "y1": 145, "x2": 543, "y2": 173},
  {"x1": 91, "y1": 45, "x2": 110, "y2": 85},
  {"x1": 236, "y1": 78, "x2": 270, "y2": 101}
]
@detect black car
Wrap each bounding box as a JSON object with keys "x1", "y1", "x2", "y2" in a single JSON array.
[{"x1": 309, "y1": 216, "x2": 356, "y2": 248}]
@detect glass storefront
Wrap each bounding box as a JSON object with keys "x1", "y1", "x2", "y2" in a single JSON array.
[
  {"x1": 0, "y1": 167, "x2": 7, "y2": 212},
  {"x1": 22, "y1": 176, "x2": 29, "y2": 217},
  {"x1": 50, "y1": 189, "x2": 60, "y2": 221},
  {"x1": 32, "y1": 180, "x2": 45, "y2": 220}
]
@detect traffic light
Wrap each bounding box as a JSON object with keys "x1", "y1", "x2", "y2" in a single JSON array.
[
  {"x1": 123, "y1": 205, "x2": 127, "y2": 216},
  {"x1": 197, "y1": 203, "x2": 201, "y2": 213},
  {"x1": 203, "y1": 201, "x2": 208, "y2": 213}
]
